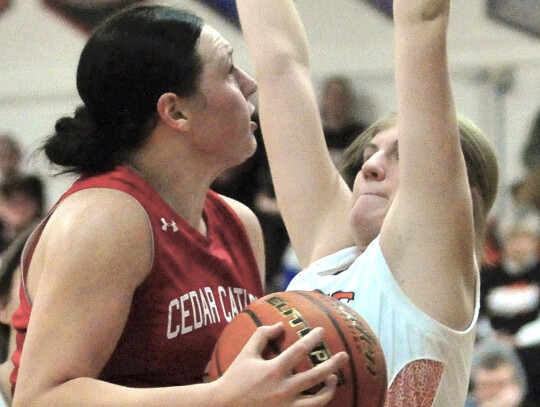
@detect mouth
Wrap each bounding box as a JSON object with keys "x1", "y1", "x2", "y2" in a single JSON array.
[
  {"x1": 362, "y1": 192, "x2": 386, "y2": 199},
  {"x1": 250, "y1": 121, "x2": 258, "y2": 132}
]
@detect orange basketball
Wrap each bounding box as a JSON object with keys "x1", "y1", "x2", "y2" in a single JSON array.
[{"x1": 208, "y1": 290, "x2": 387, "y2": 407}]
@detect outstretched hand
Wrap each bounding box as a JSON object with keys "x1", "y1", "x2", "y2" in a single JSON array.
[{"x1": 216, "y1": 323, "x2": 349, "y2": 407}]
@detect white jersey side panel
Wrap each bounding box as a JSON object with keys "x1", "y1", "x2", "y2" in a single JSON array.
[{"x1": 287, "y1": 236, "x2": 479, "y2": 407}]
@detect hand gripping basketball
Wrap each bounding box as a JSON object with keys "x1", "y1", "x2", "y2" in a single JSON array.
[{"x1": 209, "y1": 290, "x2": 387, "y2": 407}]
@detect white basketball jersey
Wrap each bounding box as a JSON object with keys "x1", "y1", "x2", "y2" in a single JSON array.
[{"x1": 287, "y1": 236, "x2": 479, "y2": 407}]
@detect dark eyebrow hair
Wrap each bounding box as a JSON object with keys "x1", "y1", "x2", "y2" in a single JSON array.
[
  {"x1": 218, "y1": 48, "x2": 234, "y2": 72},
  {"x1": 225, "y1": 46, "x2": 234, "y2": 61}
]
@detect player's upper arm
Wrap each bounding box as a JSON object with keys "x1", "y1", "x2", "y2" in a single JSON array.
[{"x1": 17, "y1": 188, "x2": 153, "y2": 403}]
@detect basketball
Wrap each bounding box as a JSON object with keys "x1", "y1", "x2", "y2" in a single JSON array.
[{"x1": 208, "y1": 290, "x2": 387, "y2": 407}]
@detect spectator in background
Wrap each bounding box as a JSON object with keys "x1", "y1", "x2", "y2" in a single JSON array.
[
  {"x1": 0, "y1": 135, "x2": 44, "y2": 253},
  {"x1": 479, "y1": 213, "x2": 540, "y2": 405},
  {"x1": 511, "y1": 106, "x2": 540, "y2": 405},
  {"x1": 0, "y1": 179, "x2": 44, "y2": 255},
  {"x1": 483, "y1": 216, "x2": 503, "y2": 267},
  {"x1": 516, "y1": 166, "x2": 540, "y2": 214},
  {"x1": 515, "y1": 109, "x2": 540, "y2": 213},
  {"x1": 0, "y1": 136, "x2": 23, "y2": 187},
  {"x1": 521, "y1": 109, "x2": 540, "y2": 172},
  {"x1": 0, "y1": 223, "x2": 37, "y2": 406},
  {"x1": 480, "y1": 216, "x2": 540, "y2": 340},
  {"x1": 320, "y1": 75, "x2": 367, "y2": 166},
  {"x1": 467, "y1": 339, "x2": 536, "y2": 407},
  {"x1": 0, "y1": 135, "x2": 42, "y2": 189}
]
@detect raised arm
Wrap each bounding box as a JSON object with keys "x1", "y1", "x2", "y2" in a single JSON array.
[
  {"x1": 237, "y1": 0, "x2": 355, "y2": 266},
  {"x1": 380, "y1": 0, "x2": 477, "y2": 328}
]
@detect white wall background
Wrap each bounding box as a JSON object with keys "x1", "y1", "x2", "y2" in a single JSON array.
[{"x1": 1, "y1": 0, "x2": 540, "y2": 218}]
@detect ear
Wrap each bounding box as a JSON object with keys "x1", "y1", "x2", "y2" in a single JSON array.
[{"x1": 156, "y1": 92, "x2": 191, "y2": 132}]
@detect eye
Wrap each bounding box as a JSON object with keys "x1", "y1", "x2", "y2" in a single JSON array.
[
  {"x1": 362, "y1": 149, "x2": 374, "y2": 162},
  {"x1": 362, "y1": 144, "x2": 377, "y2": 162},
  {"x1": 227, "y1": 53, "x2": 236, "y2": 75}
]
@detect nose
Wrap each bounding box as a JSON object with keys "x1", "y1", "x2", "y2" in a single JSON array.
[
  {"x1": 361, "y1": 153, "x2": 385, "y2": 181},
  {"x1": 237, "y1": 68, "x2": 258, "y2": 99}
]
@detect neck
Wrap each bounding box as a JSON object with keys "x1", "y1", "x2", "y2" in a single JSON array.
[
  {"x1": 124, "y1": 162, "x2": 210, "y2": 234},
  {"x1": 124, "y1": 126, "x2": 226, "y2": 235}
]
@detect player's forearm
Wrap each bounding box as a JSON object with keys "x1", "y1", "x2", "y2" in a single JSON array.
[
  {"x1": 237, "y1": 0, "x2": 310, "y2": 77},
  {"x1": 393, "y1": 0, "x2": 454, "y2": 141},
  {"x1": 392, "y1": 0, "x2": 464, "y2": 207},
  {"x1": 13, "y1": 378, "x2": 223, "y2": 407}
]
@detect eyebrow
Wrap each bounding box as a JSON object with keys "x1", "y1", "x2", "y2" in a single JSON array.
[
  {"x1": 222, "y1": 43, "x2": 233, "y2": 58},
  {"x1": 222, "y1": 48, "x2": 234, "y2": 69},
  {"x1": 364, "y1": 142, "x2": 378, "y2": 152},
  {"x1": 364, "y1": 140, "x2": 399, "y2": 155}
]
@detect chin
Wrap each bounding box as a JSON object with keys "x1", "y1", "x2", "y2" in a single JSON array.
[
  {"x1": 231, "y1": 146, "x2": 256, "y2": 168},
  {"x1": 350, "y1": 210, "x2": 385, "y2": 242},
  {"x1": 245, "y1": 135, "x2": 258, "y2": 157}
]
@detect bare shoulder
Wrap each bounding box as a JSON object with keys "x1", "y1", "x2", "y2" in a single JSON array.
[
  {"x1": 219, "y1": 195, "x2": 265, "y2": 279},
  {"x1": 47, "y1": 187, "x2": 152, "y2": 244},
  {"x1": 219, "y1": 195, "x2": 263, "y2": 247},
  {"x1": 220, "y1": 195, "x2": 258, "y2": 225},
  {"x1": 27, "y1": 188, "x2": 153, "y2": 296}
]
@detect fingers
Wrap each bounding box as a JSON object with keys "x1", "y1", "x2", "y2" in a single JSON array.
[
  {"x1": 288, "y1": 350, "x2": 349, "y2": 397},
  {"x1": 245, "y1": 322, "x2": 285, "y2": 356},
  {"x1": 275, "y1": 327, "x2": 349, "y2": 398},
  {"x1": 276, "y1": 327, "x2": 326, "y2": 370},
  {"x1": 233, "y1": 324, "x2": 348, "y2": 406},
  {"x1": 293, "y1": 375, "x2": 339, "y2": 407}
]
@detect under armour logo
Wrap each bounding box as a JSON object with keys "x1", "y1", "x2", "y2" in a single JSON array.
[{"x1": 161, "y1": 218, "x2": 179, "y2": 232}]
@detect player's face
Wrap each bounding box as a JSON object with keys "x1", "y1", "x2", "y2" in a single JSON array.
[
  {"x1": 350, "y1": 127, "x2": 400, "y2": 246},
  {"x1": 189, "y1": 25, "x2": 258, "y2": 167}
]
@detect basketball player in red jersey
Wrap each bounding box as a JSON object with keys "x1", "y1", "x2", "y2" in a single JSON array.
[{"x1": 11, "y1": 5, "x2": 348, "y2": 407}]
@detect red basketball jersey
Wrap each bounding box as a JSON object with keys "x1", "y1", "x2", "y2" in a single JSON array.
[{"x1": 11, "y1": 166, "x2": 264, "y2": 390}]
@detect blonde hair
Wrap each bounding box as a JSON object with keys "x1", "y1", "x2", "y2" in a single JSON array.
[{"x1": 338, "y1": 113, "x2": 499, "y2": 254}]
